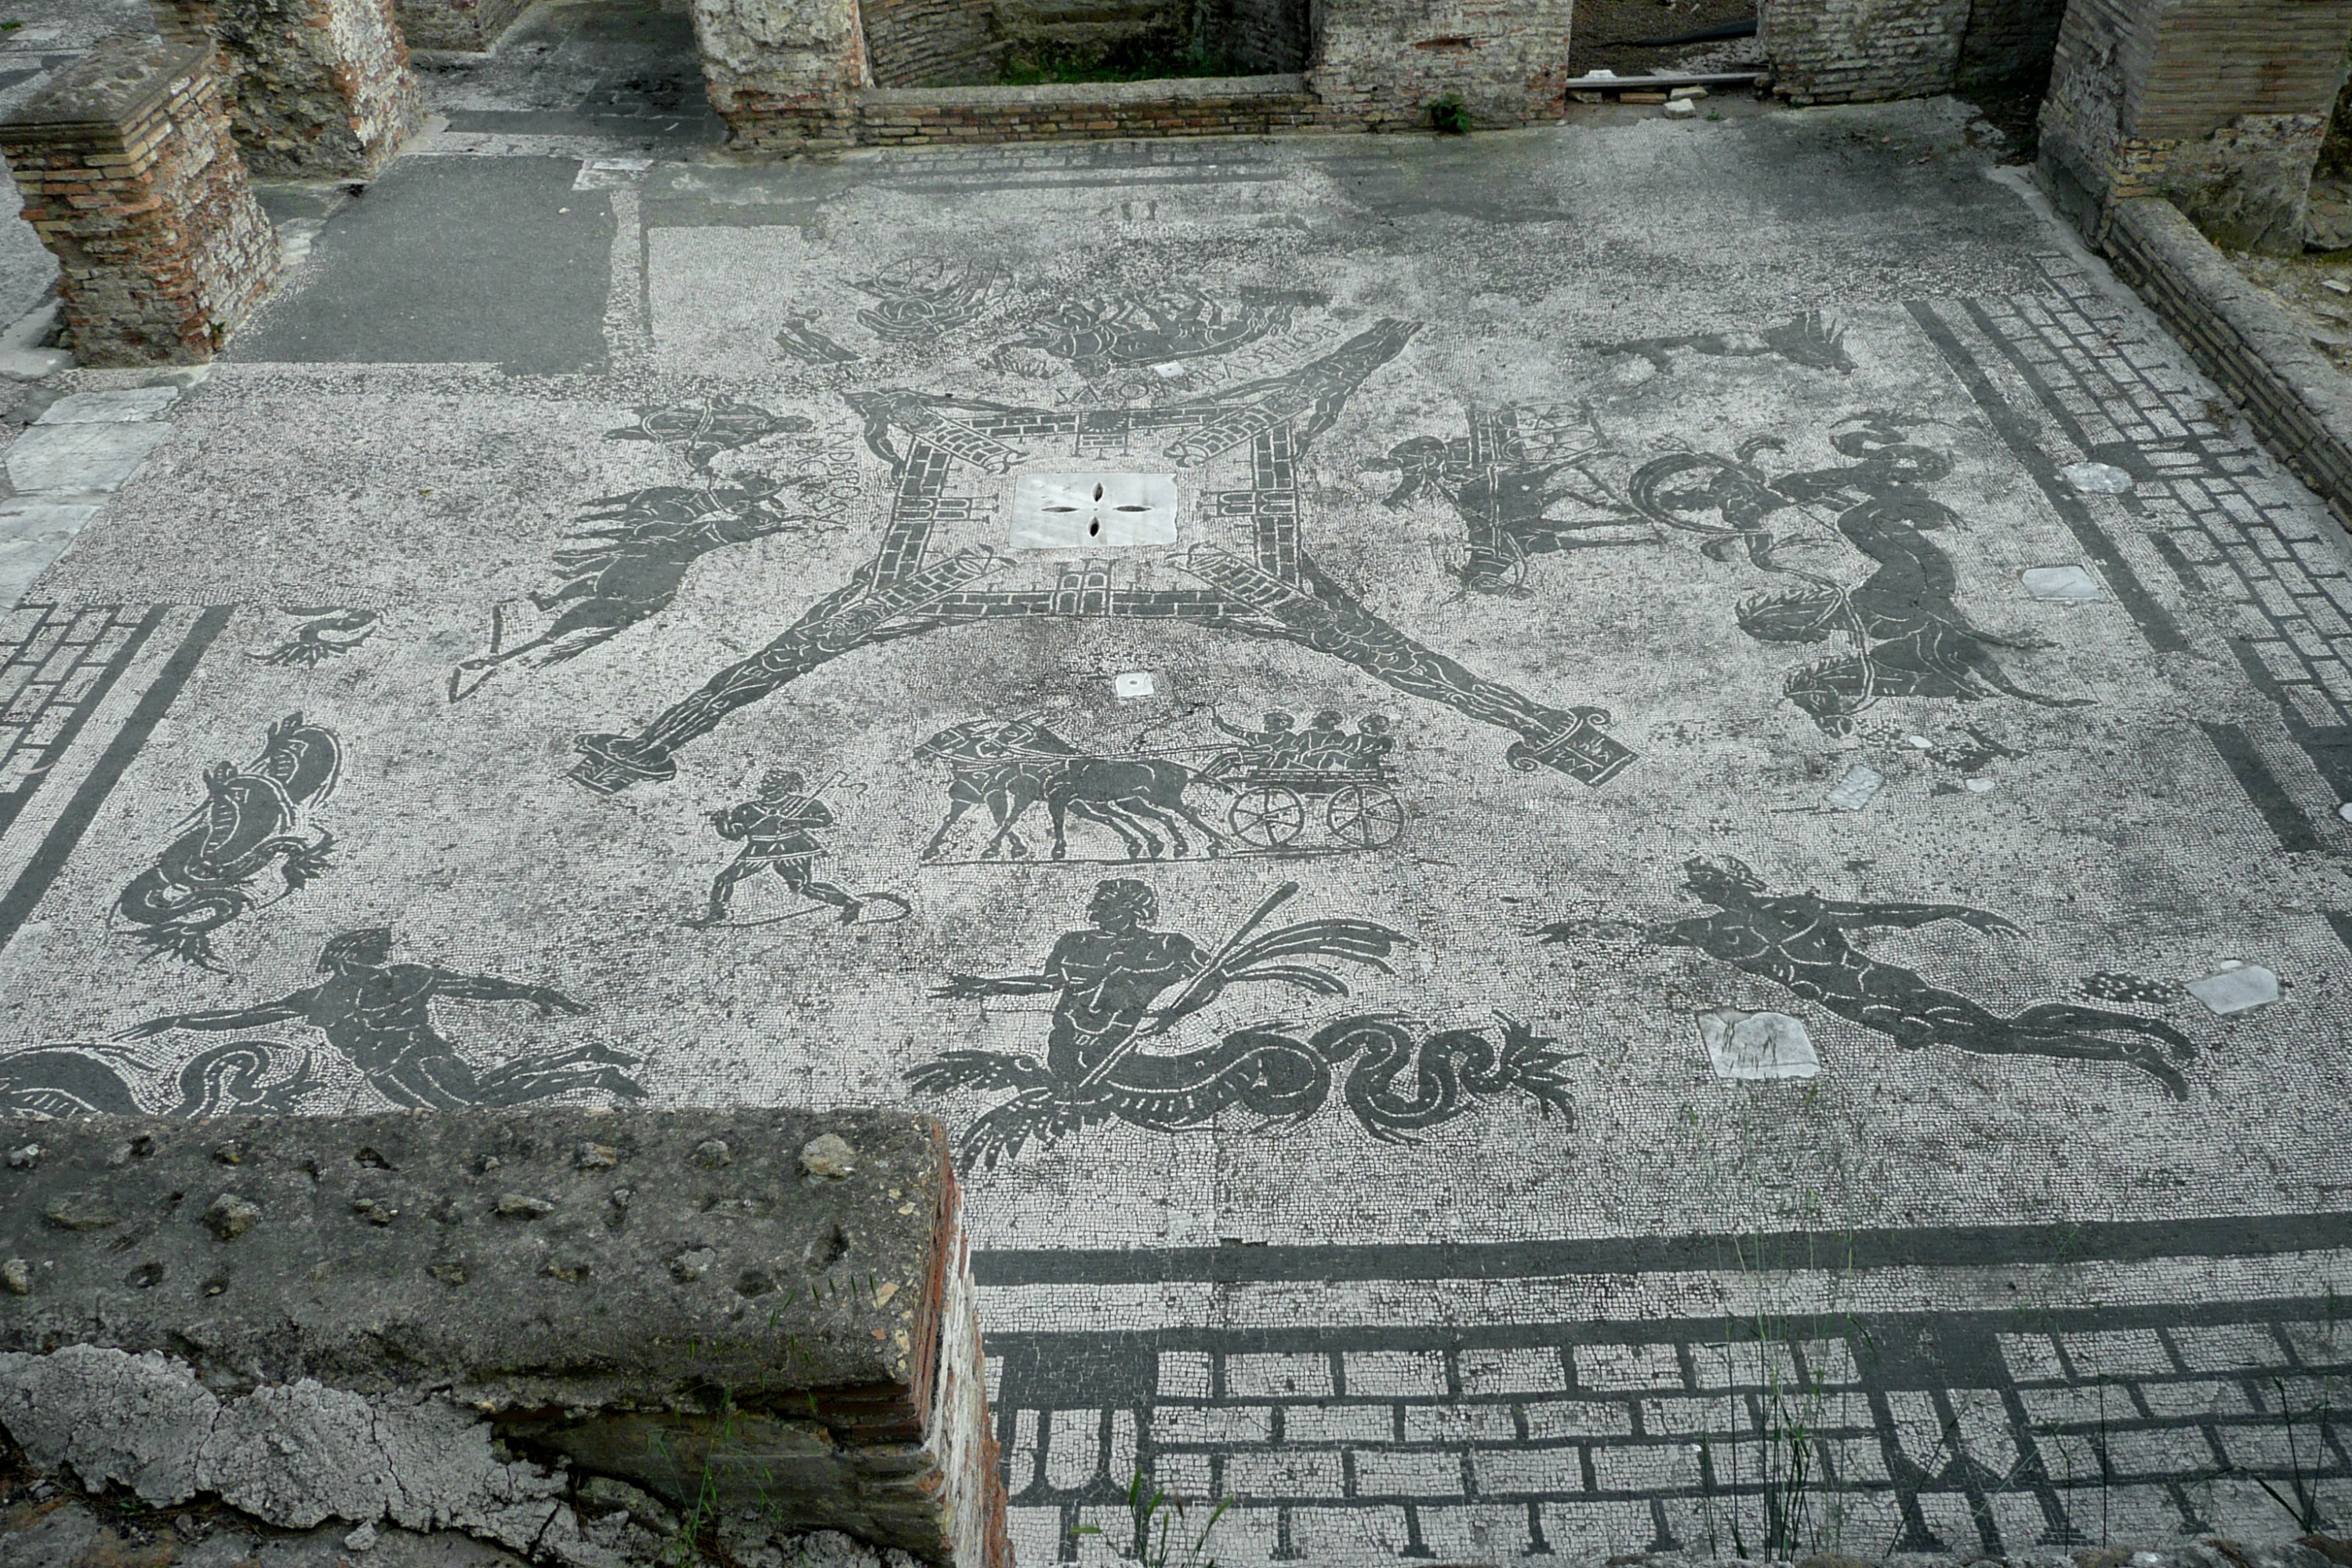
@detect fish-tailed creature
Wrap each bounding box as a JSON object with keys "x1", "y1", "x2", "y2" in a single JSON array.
[
  {"x1": 913, "y1": 880, "x2": 1573, "y2": 1166},
  {"x1": 0, "y1": 1040, "x2": 323, "y2": 1118},
  {"x1": 1632, "y1": 415, "x2": 2089, "y2": 735},
  {"x1": 1602, "y1": 311, "x2": 1854, "y2": 376},
  {"x1": 112, "y1": 713, "x2": 343, "y2": 971}
]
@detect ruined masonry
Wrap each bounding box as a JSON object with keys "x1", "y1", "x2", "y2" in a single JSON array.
[
  {"x1": 0, "y1": 35, "x2": 279, "y2": 368},
  {"x1": 0, "y1": 1109, "x2": 1008, "y2": 1568},
  {"x1": 684, "y1": 0, "x2": 1577, "y2": 147},
  {"x1": 154, "y1": 0, "x2": 422, "y2": 179},
  {"x1": 2037, "y1": 0, "x2": 2352, "y2": 254}
]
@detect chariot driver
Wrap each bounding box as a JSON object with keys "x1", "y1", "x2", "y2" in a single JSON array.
[
  {"x1": 934, "y1": 879, "x2": 1205, "y2": 1083},
  {"x1": 690, "y1": 769, "x2": 862, "y2": 927}
]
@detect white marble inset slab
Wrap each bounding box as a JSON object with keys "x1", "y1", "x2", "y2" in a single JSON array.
[
  {"x1": 5, "y1": 422, "x2": 169, "y2": 493},
  {"x1": 36, "y1": 387, "x2": 181, "y2": 425},
  {"x1": 1824, "y1": 763, "x2": 1884, "y2": 810},
  {"x1": 1698, "y1": 1009, "x2": 1820, "y2": 1080},
  {"x1": 2187, "y1": 963, "x2": 2279, "y2": 1015},
  {"x1": 1009, "y1": 472, "x2": 1178, "y2": 550},
  {"x1": 2022, "y1": 564, "x2": 2103, "y2": 602}
]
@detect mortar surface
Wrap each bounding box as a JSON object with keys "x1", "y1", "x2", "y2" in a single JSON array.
[{"x1": 0, "y1": 46, "x2": 2350, "y2": 1564}]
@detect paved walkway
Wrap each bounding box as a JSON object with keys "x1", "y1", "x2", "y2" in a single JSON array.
[{"x1": 2, "y1": 6, "x2": 2351, "y2": 1563}]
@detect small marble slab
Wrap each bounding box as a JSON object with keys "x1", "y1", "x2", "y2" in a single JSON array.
[{"x1": 2022, "y1": 564, "x2": 2103, "y2": 602}]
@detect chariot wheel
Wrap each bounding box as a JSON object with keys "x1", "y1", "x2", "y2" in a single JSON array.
[
  {"x1": 1228, "y1": 786, "x2": 1306, "y2": 849},
  {"x1": 1327, "y1": 784, "x2": 1405, "y2": 849}
]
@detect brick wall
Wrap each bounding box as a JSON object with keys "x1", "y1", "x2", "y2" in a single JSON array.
[
  {"x1": 1953, "y1": 0, "x2": 2063, "y2": 95},
  {"x1": 1306, "y1": 0, "x2": 1576, "y2": 129},
  {"x1": 2040, "y1": 0, "x2": 2352, "y2": 254},
  {"x1": 864, "y1": 0, "x2": 1000, "y2": 86},
  {"x1": 158, "y1": 0, "x2": 420, "y2": 178},
  {"x1": 395, "y1": 0, "x2": 534, "y2": 51},
  {"x1": 728, "y1": 71, "x2": 1319, "y2": 147},
  {"x1": 2105, "y1": 196, "x2": 2352, "y2": 530},
  {"x1": 1198, "y1": 0, "x2": 1311, "y2": 71},
  {"x1": 0, "y1": 36, "x2": 281, "y2": 367},
  {"x1": 1759, "y1": 0, "x2": 1973, "y2": 104}
]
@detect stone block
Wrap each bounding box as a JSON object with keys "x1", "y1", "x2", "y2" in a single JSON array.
[
  {"x1": 156, "y1": 0, "x2": 422, "y2": 178},
  {"x1": 0, "y1": 36, "x2": 280, "y2": 367},
  {"x1": 0, "y1": 1108, "x2": 1008, "y2": 1568}
]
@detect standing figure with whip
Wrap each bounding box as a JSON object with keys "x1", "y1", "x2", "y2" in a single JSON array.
[{"x1": 687, "y1": 769, "x2": 906, "y2": 928}]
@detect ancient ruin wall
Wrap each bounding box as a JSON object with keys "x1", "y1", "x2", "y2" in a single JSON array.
[
  {"x1": 395, "y1": 0, "x2": 535, "y2": 51},
  {"x1": 862, "y1": 0, "x2": 998, "y2": 86},
  {"x1": 1759, "y1": 0, "x2": 1972, "y2": 103},
  {"x1": 689, "y1": 0, "x2": 875, "y2": 147},
  {"x1": 0, "y1": 36, "x2": 281, "y2": 365},
  {"x1": 158, "y1": 0, "x2": 420, "y2": 178},
  {"x1": 1308, "y1": 0, "x2": 1577, "y2": 129},
  {"x1": 1199, "y1": 0, "x2": 1311, "y2": 74},
  {"x1": 2039, "y1": 0, "x2": 2352, "y2": 252},
  {"x1": 1953, "y1": 0, "x2": 2064, "y2": 96}
]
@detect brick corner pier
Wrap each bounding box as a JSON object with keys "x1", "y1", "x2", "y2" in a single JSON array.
[
  {"x1": 0, "y1": 1108, "x2": 1008, "y2": 1568},
  {"x1": 0, "y1": 34, "x2": 280, "y2": 368}
]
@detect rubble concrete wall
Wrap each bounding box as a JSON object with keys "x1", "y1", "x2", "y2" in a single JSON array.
[
  {"x1": 2039, "y1": 0, "x2": 2352, "y2": 252},
  {"x1": 1954, "y1": 0, "x2": 2064, "y2": 94},
  {"x1": 689, "y1": 0, "x2": 874, "y2": 148},
  {"x1": 157, "y1": 0, "x2": 422, "y2": 179}
]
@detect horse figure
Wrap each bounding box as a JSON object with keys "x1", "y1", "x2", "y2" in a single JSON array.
[
  {"x1": 1377, "y1": 407, "x2": 1648, "y2": 593},
  {"x1": 449, "y1": 481, "x2": 811, "y2": 701},
  {"x1": 913, "y1": 719, "x2": 1227, "y2": 862},
  {"x1": 114, "y1": 713, "x2": 343, "y2": 970}
]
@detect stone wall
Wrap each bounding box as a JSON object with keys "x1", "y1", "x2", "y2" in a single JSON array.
[
  {"x1": 1759, "y1": 0, "x2": 1973, "y2": 103},
  {"x1": 0, "y1": 36, "x2": 280, "y2": 367},
  {"x1": 2106, "y1": 196, "x2": 2352, "y2": 529},
  {"x1": 2039, "y1": 0, "x2": 2352, "y2": 253},
  {"x1": 395, "y1": 0, "x2": 535, "y2": 52},
  {"x1": 157, "y1": 0, "x2": 421, "y2": 179}
]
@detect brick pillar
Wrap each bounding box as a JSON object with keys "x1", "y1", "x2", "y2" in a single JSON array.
[
  {"x1": 2038, "y1": 0, "x2": 2352, "y2": 253},
  {"x1": 0, "y1": 35, "x2": 281, "y2": 367},
  {"x1": 686, "y1": 0, "x2": 872, "y2": 151},
  {"x1": 154, "y1": 0, "x2": 421, "y2": 178}
]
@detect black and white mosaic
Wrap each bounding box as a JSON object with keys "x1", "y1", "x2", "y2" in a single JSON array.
[{"x1": 2, "y1": 107, "x2": 2350, "y2": 1564}]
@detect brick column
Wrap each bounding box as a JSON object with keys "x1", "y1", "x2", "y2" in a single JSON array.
[
  {"x1": 155, "y1": 0, "x2": 422, "y2": 178},
  {"x1": 0, "y1": 36, "x2": 281, "y2": 367},
  {"x1": 2038, "y1": 0, "x2": 2352, "y2": 253},
  {"x1": 686, "y1": 0, "x2": 873, "y2": 151}
]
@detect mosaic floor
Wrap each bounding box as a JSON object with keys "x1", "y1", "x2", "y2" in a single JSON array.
[{"x1": 0, "y1": 35, "x2": 2349, "y2": 1560}]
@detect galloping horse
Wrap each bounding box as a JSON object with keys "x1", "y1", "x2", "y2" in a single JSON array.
[{"x1": 913, "y1": 719, "x2": 1227, "y2": 862}]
